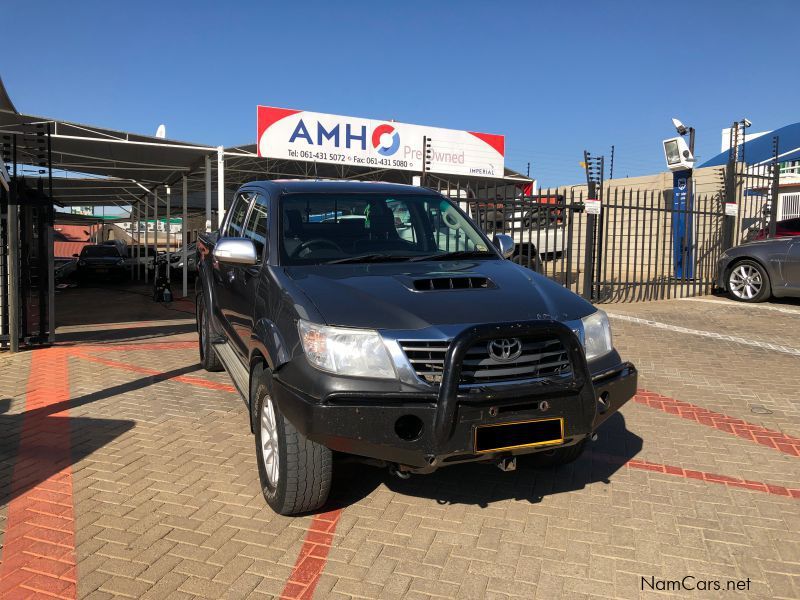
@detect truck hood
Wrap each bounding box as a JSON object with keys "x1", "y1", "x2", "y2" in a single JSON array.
[{"x1": 284, "y1": 260, "x2": 595, "y2": 330}]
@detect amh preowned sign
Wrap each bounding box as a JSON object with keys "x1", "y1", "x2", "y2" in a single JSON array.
[{"x1": 257, "y1": 106, "x2": 505, "y2": 178}]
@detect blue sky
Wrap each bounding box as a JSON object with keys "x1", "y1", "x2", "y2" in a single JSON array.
[{"x1": 3, "y1": 0, "x2": 798, "y2": 187}]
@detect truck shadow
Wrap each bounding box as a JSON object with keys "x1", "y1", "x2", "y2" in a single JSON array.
[{"x1": 327, "y1": 412, "x2": 642, "y2": 510}]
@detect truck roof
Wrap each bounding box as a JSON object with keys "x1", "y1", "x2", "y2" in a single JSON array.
[{"x1": 247, "y1": 179, "x2": 434, "y2": 196}]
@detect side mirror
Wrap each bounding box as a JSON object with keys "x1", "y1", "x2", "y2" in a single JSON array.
[
  {"x1": 72, "y1": 253, "x2": 80, "y2": 258},
  {"x1": 493, "y1": 234, "x2": 515, "y2": 259},
  {"x1": 213, "y1": 237, "x2": 258, "y2": 265}
]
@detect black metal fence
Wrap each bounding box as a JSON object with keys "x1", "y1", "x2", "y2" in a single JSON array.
[{"x1": 427, "y1": 176, "x2": 727, "y2": 303}]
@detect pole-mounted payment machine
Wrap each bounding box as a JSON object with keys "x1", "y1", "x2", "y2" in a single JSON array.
[{"x1": 664, "y1": 119, "x2": 696, "y2": 279}]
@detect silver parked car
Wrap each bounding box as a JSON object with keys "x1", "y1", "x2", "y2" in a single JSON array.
[{"x1": 717, "y1": 237, "x2": 800, "y2": 302}]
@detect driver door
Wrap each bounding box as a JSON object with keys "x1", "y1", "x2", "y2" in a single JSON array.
[
  {"x1": 228, "y1": 193, "x2": 269, "y2": 360},
  {"x1": 215, "y1": 192, "x2": 253, "y2": 346}
]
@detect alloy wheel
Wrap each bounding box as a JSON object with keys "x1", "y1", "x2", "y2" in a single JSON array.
[
  {"x1": 260, "y1": 396, "x2": 280, "y2": 486},
  {"x1": 729, "y1": 264, "x2": 762, "y2": 300}
]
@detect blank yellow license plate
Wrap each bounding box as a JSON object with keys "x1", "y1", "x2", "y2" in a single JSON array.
[{"x1": 474, "y1": 417, "x2": 564, "y2": 453}]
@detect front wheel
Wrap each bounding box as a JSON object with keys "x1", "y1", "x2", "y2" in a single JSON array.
[
  {"x1": 728, "y1": 260, "x2": 770, "y2": 303},
  {"x1": 254, "y1": 377, "x2": 332, "y2": 515}
]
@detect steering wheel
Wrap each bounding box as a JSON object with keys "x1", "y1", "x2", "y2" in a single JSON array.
[{"x1": 292, "y1": 238, "x2": 344, "y2": 258}]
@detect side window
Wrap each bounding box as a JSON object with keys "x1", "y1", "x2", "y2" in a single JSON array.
[
  {"x1": 243, "y1": 194, "x2": 269, "y2": 260},
  {"x1": 225, "y1": 192, "x2": 252, "y2": 237}
]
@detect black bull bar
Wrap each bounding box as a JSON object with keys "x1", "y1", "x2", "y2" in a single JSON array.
[{"x1": 432, "y1": 320, "x2": 598, "y2": 446}]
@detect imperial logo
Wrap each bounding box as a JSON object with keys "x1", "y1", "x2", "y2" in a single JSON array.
[{"x1": 371, "y1": 124, "x2": 400, "y2": 156}]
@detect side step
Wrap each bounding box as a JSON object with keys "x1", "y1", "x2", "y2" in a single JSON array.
[{"x1": 213, "y1": 341, "x2": 250, "y2": 402}]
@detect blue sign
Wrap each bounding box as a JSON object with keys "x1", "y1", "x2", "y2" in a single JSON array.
[{"x1": 672, "y1": 169, "x2": 694, "y2": 279}]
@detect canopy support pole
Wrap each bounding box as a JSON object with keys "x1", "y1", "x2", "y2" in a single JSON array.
[
  {"x1": 7, "y1": 174, "x2": 19, "y2": 353},
  {"x1": 205, "y1": 155, "x2": 211, "y2": 232},
  {"x1": 216, "y1": 146, "x2": 225, "y2": 229},
  {"x1": 144, "y1": 193, "x2": 149, "y2": 284},
  {"x1": 134, "y1": 202, "x2": 140, "y2": 280},
  {"x1": 153, "y1": 187, "x2": 159, "y2": 278},
  {"x1": 166, "y1": 186, "x2": 171, "y2": 283},
  {"x1": 182, "y1": 176, "x2": 188, "y2": 299},
  {"x1": 129, "y1": 204, "x2": 135, "y2": 279}
]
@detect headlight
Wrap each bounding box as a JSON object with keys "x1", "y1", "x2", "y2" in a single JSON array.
[
  {"x1": 297, "y1": 320, "x2": 396, "y2": 379},
  {"x1": 581, "y1": 310, "x2": 613, "y2": 361},
  {"x1": 116, "y1": 259, "x2": 125, "y2": 266}
]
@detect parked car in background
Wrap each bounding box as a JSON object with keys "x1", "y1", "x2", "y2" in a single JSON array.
[
  {"x1": 717, "y1": 237, "x2": 800, "y2": 302},
  {"x1": 150, "y1": 242, "x2": 198, "y2": 279},
  {"x1": 458, "y1": 199, "x2": 564, "y2": 269},
  {"x1": 170, "y1": 242, "x2": 198, "y2": 278},
  {"x1": 196, "y1": 180, "x2": 637, "y2": 515},
  {"x1": 54, "y1": 258, "x2": 78, "y2": 282},
  {"x1": 753, "y1": 217, "x2": 800, "y2": 241},
  {"x1": 74, "y1": 244, "x2": 127, "y2": 282}
]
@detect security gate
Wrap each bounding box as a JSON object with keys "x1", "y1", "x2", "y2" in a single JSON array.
[
  {"x1": 427, "y1": 175, "x2": 727, "y2": 303},
  {"x1": 1, "y1": 123, "x2": 55, "y2": 350}
]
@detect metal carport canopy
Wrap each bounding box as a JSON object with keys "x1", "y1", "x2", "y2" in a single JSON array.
[{"x1": 1, "y1": 76, "x2": 532, "y2": 215}]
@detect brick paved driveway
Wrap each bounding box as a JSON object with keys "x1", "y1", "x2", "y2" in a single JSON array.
[{"x1": 0, "y1": 286, "x2": 798, "y2": 599}]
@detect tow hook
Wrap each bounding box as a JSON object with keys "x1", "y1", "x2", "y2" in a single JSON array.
[
  {"x1": 389, "y1": 464, "x2": 411, "y2": 479},
  {"x1": 497, "y1": 457, "x2": 517, "y2": 472}
]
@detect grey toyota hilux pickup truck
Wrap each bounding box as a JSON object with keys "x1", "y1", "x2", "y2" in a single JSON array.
[{"x1": 196, "y1": 180, "x2": 637, "y2": 515}]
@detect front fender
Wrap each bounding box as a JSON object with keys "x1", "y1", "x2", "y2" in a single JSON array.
[{"x1": 250, "y1": 318, "x2": 291, "y2": 372}]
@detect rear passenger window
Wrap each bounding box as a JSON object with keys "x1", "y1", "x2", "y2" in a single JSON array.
[
  {"x1": 243, "y1": 194, "x2": 269, "y2": 260},
  {"x1": 225, "y1": 193, "x2": 252, "y2": 237}
]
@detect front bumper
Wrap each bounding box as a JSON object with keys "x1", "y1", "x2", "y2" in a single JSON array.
[{"x1": 272, "y1": 320, "x2": 637, "y2": 470}]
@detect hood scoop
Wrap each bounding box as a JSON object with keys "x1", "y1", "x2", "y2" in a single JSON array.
[{"x1": 410, "y1": 276, "x2": 493, "y2": 291}]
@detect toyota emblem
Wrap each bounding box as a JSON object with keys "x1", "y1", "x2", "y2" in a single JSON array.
[{"x1": 487, "y1": 338, "x2": 523, "y2": 362}]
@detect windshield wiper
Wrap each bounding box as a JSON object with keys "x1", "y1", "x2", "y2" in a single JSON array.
[
  {"x1": 325, "y1": 253, "x2": 414, "y2": 264},
  {"x1": 409, "y1": 250, "x2": 496, "y2": 262}
]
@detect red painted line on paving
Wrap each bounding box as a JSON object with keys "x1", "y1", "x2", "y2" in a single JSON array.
[
  {"x1": 281, "y1": 509, "x2": 342, "y2": 600},
  {"x1": 593, "y1": 453, "x2": 800, "y2": 499},
  {"x1": 0, "y1": 348, "x2": 77, "y2": 599},
  {"x1": 71, "y1": 351, "x2": 237, "y2": 393},
  {"x1": 635, "y1": 389, "x2": 800, "y2": 457}
]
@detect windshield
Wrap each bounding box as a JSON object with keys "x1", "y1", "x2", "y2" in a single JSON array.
[
  {"x1": 81, "y1": 246, "x2": 121, "y2": 258},
  {"x1": 279, "y1": 193, "x2": 494, "y2": 265}
]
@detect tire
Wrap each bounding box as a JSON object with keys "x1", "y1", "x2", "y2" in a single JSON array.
[
  {"x1": 727, "y1": 259, "x2": 770, "y2": 303},
  {"x1": 254, "y1": 376, "x2": 332, "y2": 515},
  {"x1": 529, "y1": 440, "x2": 586, "y2": 468},
  {"x1": 197, "y1": 294, "x2": 223, "y2": 371}
]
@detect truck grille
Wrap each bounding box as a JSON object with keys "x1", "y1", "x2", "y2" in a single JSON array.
[{"x1": 399, "y1": 337, "x2": 571, "y2": 386}]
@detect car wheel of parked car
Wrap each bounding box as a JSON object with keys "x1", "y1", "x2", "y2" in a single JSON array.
[
  {"x1": 254, "y1": 375, "x2": 332, "y2": 515},
  {"x1": 528, "y1": 440, "x2": 586, "y2": 468},
  {"x1": 727, "y1": 259, "x2": 770, "y2": 303},
  {"x1": 197, "y1": 295, "x2": 223, "y2": 371}
]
